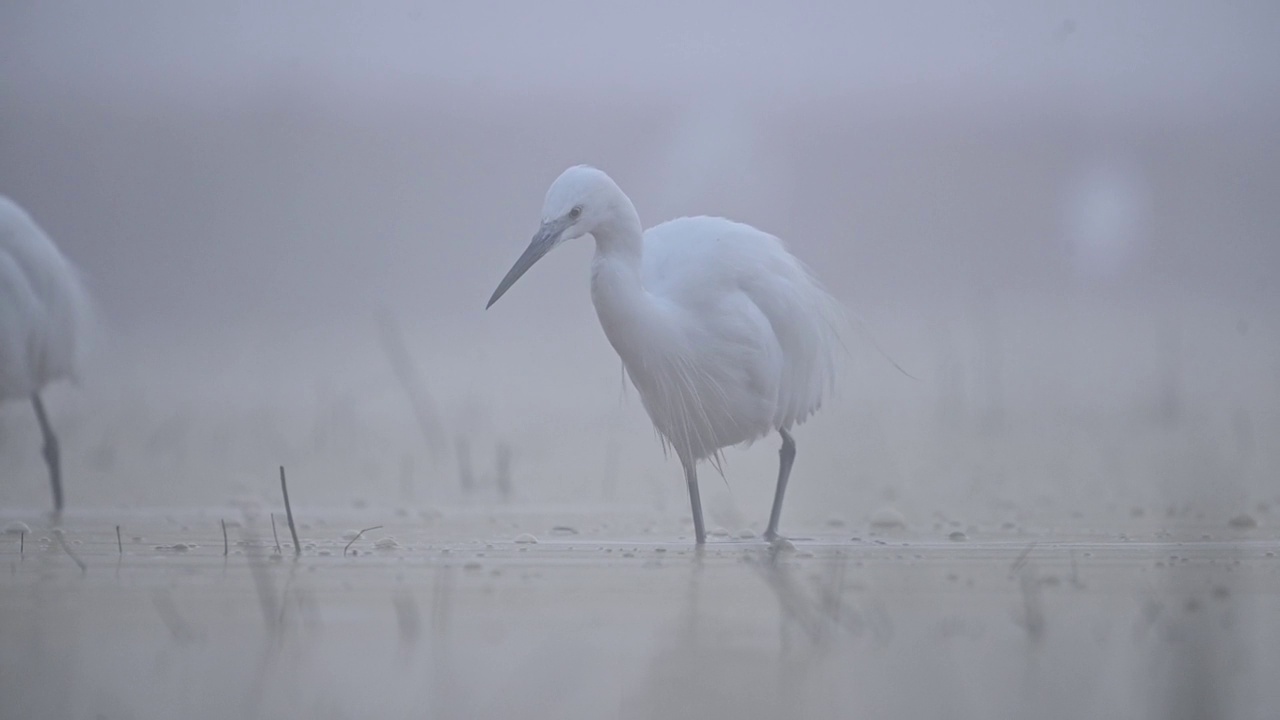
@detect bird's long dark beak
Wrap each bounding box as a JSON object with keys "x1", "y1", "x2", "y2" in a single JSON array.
[{"x1": 486, "y1": 217, "x2": 570, "y2": 309}]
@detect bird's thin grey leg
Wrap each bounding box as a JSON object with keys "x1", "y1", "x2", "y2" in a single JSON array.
[
  {"x1": 764, "y1": 428, "x2": 796, "y2": 541},
  {"x1": 682, "y1": 457, "x2": 706, "y2": 544},
  {"x1": 32, "y1": 393, "x2": 63, "y2": 514}
]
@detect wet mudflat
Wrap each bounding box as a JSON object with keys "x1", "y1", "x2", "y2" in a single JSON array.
[{"x1": 1, "y1": 508, "x2": 1277, "y2": 720}]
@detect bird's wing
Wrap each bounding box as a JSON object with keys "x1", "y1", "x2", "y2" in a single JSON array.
[
  {"x1": 642, "y1": 217, "x2": 841, "y2": 428},
  {"x1": 0, "y1": 247, "x2": 44, "y2": 397},
  {"x1": 641, "y1": 216, "x2": 775, "y2": 306},
  {"x1": 0, "y1": 197, "x2": 92, "y2": 388}
]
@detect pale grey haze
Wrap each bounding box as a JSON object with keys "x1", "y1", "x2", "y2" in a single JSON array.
[
  {"x1": 1, "y1": 4, "x2": 1278, "y2": 717},
  {"x1": 1, "y1": 1, "x2": 1276, "y2": 515}
]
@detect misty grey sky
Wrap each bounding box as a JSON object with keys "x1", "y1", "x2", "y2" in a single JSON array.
[
  {"x1": 1, "y1": 1, "x2": 1277, "y2": 517},
  {"x1": 3, "y1": 0, "x2": 1278, "y2": 341},
  {"x1": 4, "y1": 2, "x2": 1278, "y2": 117}
]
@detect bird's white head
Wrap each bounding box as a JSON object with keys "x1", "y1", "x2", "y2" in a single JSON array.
[{"x1": 487, "y1": 165, "x2": 636, "y2": 309}]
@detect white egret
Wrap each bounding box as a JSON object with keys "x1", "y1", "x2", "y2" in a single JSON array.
[
  {"x1": 487, "y1": 166, "x2": 840, "y2": 544},
  {"x1": 0, "y1": 196, "x2": 91, "y2": 515}
]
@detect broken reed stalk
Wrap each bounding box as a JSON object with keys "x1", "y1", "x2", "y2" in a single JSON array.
[
  {"x1": 116, "y1": 525, "x2": 123, "y2": 555},
  {"x1": 344, "y1": 526, "x2": 383, "y2": 557},
  {"x1": 271, "y1": 513, "x2": 282, "y2": 554},
  {"x1": 1009, "y1": 541, "x2": 1037, "y2": 578},
  {"x1": 377, "y1": 310, "x2": 447, "y2": 458},
  {"x1": 19, "y1": 531, "x2": 24, "y2": 557},
  {"x1": 280, "y1": 466, "x2": 301, "y2": 557},
  {"x1": 53, "y1": 529, "x2": 87, "y2": 574},
  {"x1": 221, "y1": 519, "x2": 229, "y2": 556}
]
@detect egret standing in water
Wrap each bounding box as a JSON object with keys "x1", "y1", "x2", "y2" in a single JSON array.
[
  {"x1": 488, "y1": 166, "x2": 840, "y2": 544},
  {"x1": 0, "y1": 196, "x2": 91, "y2": 515}
]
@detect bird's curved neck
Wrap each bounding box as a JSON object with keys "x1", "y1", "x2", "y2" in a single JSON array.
[
  {"x1": 589, "y1": 202, "x2": 658, "y2": 360},
  {"x1": 590, "y1": 198, "x2": 644, "y2": 268}
]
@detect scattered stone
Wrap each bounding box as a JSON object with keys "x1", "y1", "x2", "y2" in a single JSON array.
[
  {"x1": 737, "y1": 528, "x2": 757, "y2": 540},
  {"x1": 550, "y1": 526, "x2": 578, "y2": 536},
  {"x1": 374, "y1": 537, "x2": 400, "y2": 550},
  {"x1": 869, "y1": 507, "x2": 906, "y2": 531},
  {"x1": 513, "y1": 533, "x2": 538, "y2": 544},
  {"x1": 948, "y1": 531, "x2": 967, "y2": 542},
  {"x1": 709, "y1": 527, "x2": 730, "y2": 537},
  {"x1": 3, "y1": 521, "x2": 30, "y2": 535},
  {"x1": 825, "y1": 517, "x2": 846, "y2": 528}
]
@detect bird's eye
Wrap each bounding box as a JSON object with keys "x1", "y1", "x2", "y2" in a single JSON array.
[{"x1": 569, "y1": 206, "x2": 583, "y2": 220}]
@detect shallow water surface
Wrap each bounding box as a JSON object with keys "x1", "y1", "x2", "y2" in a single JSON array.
[{"x1": 1, "y1": 508, "x2": 1277, "y2": 720}]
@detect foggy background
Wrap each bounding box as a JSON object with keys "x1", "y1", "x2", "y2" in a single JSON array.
[{"x1": 2, "y1": 1, "x2": 1278, "y2": 535}]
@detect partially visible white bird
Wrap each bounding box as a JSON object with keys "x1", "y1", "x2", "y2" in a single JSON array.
[
  {"x1": 0, "y1": 196, "x2": 91, "y2": 515},
  {"x1": 487, "y1": 166, "x2": 840, "y2": 544}
]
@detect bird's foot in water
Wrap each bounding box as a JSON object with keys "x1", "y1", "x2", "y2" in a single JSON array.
[
  {"x1": 765, "y1": 532, "x2": 797, "y2": 553},
  {"x1": 40, "y1": 512, "x2": 63, "y2": 533}
]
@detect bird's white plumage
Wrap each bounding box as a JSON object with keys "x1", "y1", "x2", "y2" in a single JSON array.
[
  {"x1": 0, "y1": 196, "x2": 90, "y2": 401},
  {"x1": 495, "y1": 165, "x2": 840, "y2": 464},
  {"x1": 638, "y1": 216, "x2": 839, "y2": 435},
  {"x1": 613, "y1": 215, "x2": 839, "y2": 463},
  {"x1": 488, "y1": 165, "x2": 841, "y2": 541}
]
